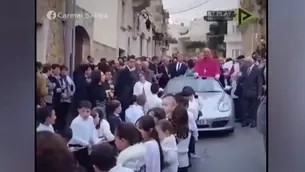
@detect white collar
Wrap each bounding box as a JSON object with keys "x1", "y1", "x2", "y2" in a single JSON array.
[
  {"x1": 126, "y1": 66, "x2": 133, "y2": 71},
  {"x1": 38, "y1": 123, "x2": 51, "y2": 127},
  {"x1": 130, "y1": 104, "x2": 141, "y2": 108},
  {"x1": 249, "y1": 64, "x2": 255, "y2": 69},
  {"x1": 117, "y1": 143, "x2": 146, "y2": 165}
]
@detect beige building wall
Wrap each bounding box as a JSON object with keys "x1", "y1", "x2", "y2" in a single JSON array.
[
  {"x1": 240, "y1": 0, "x2": 266, "y2": 56},
  {"x1": 93, "y1": 41, "x2": 116, "y2": 60},
  {"x1": 76, "y1": 0, "x2": 119, "y2": 61},
  {"x1": 36, "y1": 0, "x2": 95, "y2": 64},
  {"x1": 36, "y1": 0, "x2": 65, "y2": 64},
  {"x1": 36, "y1": 0, "x2": 168, "y2": 63}
]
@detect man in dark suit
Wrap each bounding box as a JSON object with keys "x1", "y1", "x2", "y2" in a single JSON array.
[
  {"x1": 158, "y1": 57, "x2": 171, "y2": 88},
  {"x1": 149, "y1": 56, "x2": 160, "y2": 74},
  {"x1": 114, "y1": 55, "x2": 136, "y2": 120},
  {"x1": 239, "y1": 57, "x2": 263, "y2": 127},
  {"x1": 169, "y1": 53, "x2": 187, "y2": 78}
]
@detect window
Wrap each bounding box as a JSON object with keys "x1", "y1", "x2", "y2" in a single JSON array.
[
  {"x1": 232, "y1": 49, "x2": 241, "y2": 58},
  {"x1": 140, "y1": 37, "x2": 143, "y2": 56},
  {"x1": 235, "y1": 49, "x2": 240, "y2": 57},
  {"x1": 121, "y1": 0, "x2": 125, "y2": 26},
  {"x1": 132, "y1": 12, "x2": 136, "y2": 31},
  {"x1": 127, "y1": 37, "x2": 130, "y2": 55}
]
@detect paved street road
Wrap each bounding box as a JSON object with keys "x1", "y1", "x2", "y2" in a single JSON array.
[{"x1": 190, "y1": 124, "x2": 266, "y2": 172}]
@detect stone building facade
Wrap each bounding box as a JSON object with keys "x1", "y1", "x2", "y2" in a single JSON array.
[
  {"x1": 240, "y1": 0, "x2": 266, "y2": 56},
  {"x1": 36, "y1": 0, "x2": 169, "y2": 66}
]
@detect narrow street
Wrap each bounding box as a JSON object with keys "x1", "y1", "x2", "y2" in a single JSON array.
[{"x1": 191, "y1": 124, "x2": 266, "y2": 172}]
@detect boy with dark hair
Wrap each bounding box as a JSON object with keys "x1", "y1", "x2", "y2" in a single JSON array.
[
  {"x1": 125, "y1": 95, "x2": 144, "y2": 124},
  {"x1": 69, "y1": 100, "x2": 97, "y2": 146},
  {"x1": 91, "y1": 143, "x2": 133, "y2": 172},
  {"x1": 69, "y1": 100, "x2": 96, "y2": 172},
  {"x1": 36, "y1": 106, "x2": 56, "y2": 133}
]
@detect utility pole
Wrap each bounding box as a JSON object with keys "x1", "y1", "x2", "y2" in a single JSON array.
[{"x1": 64, "y1": 0, "x2": 75, "y2": 76}]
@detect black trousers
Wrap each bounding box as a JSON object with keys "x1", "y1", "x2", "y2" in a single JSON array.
[
  {"x1": 54, "y1": 102, "x2": 70, "y2": 131},
  {"x1": 233, "y1": 98, "x2": 242, "y2": 121},
  {"x1": 189, "y1": 135, "x2": 195, "y2": 154},
  {"x1": 188, "y1": 135, "x2": 195, "y2": 167},
  {"x1": 69, "y1": 144, "x2": 94, "y2": 172},
  {"x1": 178, "y1": 167, "x2": 188, "y2": 172},
  {"x1": 241, "y1": 97, "x2": 259, "y2": 124}
]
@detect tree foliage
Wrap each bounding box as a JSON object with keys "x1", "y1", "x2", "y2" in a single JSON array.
[{"x1": 207, "y1": 21, "x2": 227, "y2": 52}]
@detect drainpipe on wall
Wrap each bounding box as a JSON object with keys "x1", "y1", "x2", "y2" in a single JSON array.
[
  {"x1": 64, "y1": 0, "x2": 75, "y2": 76},
  {"x1": 116, "y1": 0, "x2": 121, "y2": 58},
  {"x1": 71, "y1": 0, "x2": 76, "y2": 75}
]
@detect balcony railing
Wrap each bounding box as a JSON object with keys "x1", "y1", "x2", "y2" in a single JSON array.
[
  {"x1": 224, "y1": 33, "x2": 242, "y2": 43},
  {"x1": 133, "y1": 0, "x2": 151, "y2": 12}
]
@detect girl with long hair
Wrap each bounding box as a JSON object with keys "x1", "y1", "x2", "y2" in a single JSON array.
[
  {"x1": 171, "y1": 105, "x2": 191, "y2": 172},
  {"x1": 115, "y1": 122, "x2": 146, "y2": 172},
  {"x1": 136, "y1": 115, "x2": 165, "y2": 172}
]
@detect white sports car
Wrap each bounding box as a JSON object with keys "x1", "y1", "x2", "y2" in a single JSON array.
[{"x1": 163, "y1": 76, "x2": 235, "y2": 133}]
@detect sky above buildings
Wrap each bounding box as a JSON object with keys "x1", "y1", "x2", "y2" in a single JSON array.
[{"x1": 162, "y1": 0, "x2": 239, "y2": 25}]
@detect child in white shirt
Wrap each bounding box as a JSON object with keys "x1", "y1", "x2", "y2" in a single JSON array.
[
  {"x1": 69, "y1": 100, "x2": 96, "y2": 147},
  {"x1": 136, "y1": 115, "x2": 164, "y2": 172},
  {"x1": 91, "y1": 143, "x2": 133, "y2": 172},
  {"x1": 171, "y1": 105, "x2": 191, "y2": 172},
  {"x1": 144, "y1": 83, "x2": 163, "y2": 113},
  {"x1": 125, "y1": 95, "x2": 144, "y2": 124},
  {"x1": 92, "y1": 107, "x2": 115, "y2": 143},
  {"x1": 36, "y1": 106, "x2": 56, "y2": 133},
  {"x1": 156, "y1": 119, "x2": 178, "y2": 172}
]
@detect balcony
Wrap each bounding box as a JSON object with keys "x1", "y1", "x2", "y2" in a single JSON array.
[
  {"x1": 133, "y1": 0, "x2": 151, "y2": 12},
  {"x1": 224, "y1": 33, "x2": 242, "y2": 43}
]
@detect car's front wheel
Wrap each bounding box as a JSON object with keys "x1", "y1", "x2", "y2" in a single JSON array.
[{"x1": 225, "y1": 128, "x2": 235, "y2": 135}]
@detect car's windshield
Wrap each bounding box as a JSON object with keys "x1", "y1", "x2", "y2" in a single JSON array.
[{"x1": 164, "y1": 77, "x2": 223, "y2": 94}]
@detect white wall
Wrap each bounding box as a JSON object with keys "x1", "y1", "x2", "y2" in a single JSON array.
[
  {"x1": 189, "y1": 19, "x2": 209, "y2": 42},
  {"x1": 36, "y1": 18, "x2": 50, "y2": 63},
  {"x1": 225, "y1": 21, "x2": 242, "y2": 58},
  {"x1": 76, "y1": 0, "x2": 119, "y2": 49},
  {"x1": 226, "y1": 43, "x2": 241, "y2": 58}
]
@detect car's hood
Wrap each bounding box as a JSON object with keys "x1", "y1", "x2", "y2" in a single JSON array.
[{"x1": 197, "y1": 92, "x2": 230, "y2": 119}]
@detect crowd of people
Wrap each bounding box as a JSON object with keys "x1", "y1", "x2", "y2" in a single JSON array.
[{"x1": 36, "y1": 47, "x2": 267, "y2": 172}]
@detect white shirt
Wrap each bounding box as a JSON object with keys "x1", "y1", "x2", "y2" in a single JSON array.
[
  {"x1": 187, "y1": 110, "x2": 198, "y2": 140},
  {"x1": 117, "y1": 143, "x2": 146, "y2": 171},
  {"x1": 133, "y1": 81, "x2": 152, "y2": 98},
  {"x1": 98, "y1": 119, "x2": 115, "y2": 142},
  {"x1": 161, "y1": 135, "x2": 178, "y2": 172},
  {"x1": 247, "y1": 64, "x2": 255, "y2": 75},
  {"x1": 36, "y1": 123, "x2": 55, "y2": 133},
  {"x1": 145, "y1": 140, "x2": 161, "y2": 172},
  {"x1": 188, "y1": 96, "x2": 203, "y2": 120},
  {"x1": 109, "y1": 165, "x2": 134, "y2": 172},
  {"x1": 176, "y1": 62, "x2": 181, "y2": 71},
  {"x1": 144, "y1": 94, "x2": 162, "y2": 114},
  {"x1": 231, "y1": 63, "x2": 240, "y2": 98},
  {"x1": 177, "y1": 133, "x2": 191, "y2": 168},
  {"x1": 69, "y1": 115, "x2": 96, "y2": 146},
  {"x1": 125, "y1": 104, "x2": 144, "y2": 124}
]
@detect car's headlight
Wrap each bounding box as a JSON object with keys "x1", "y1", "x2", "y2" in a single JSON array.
[{"x1": 218, "y1": 102, "x2": 230, "y2": 112}]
